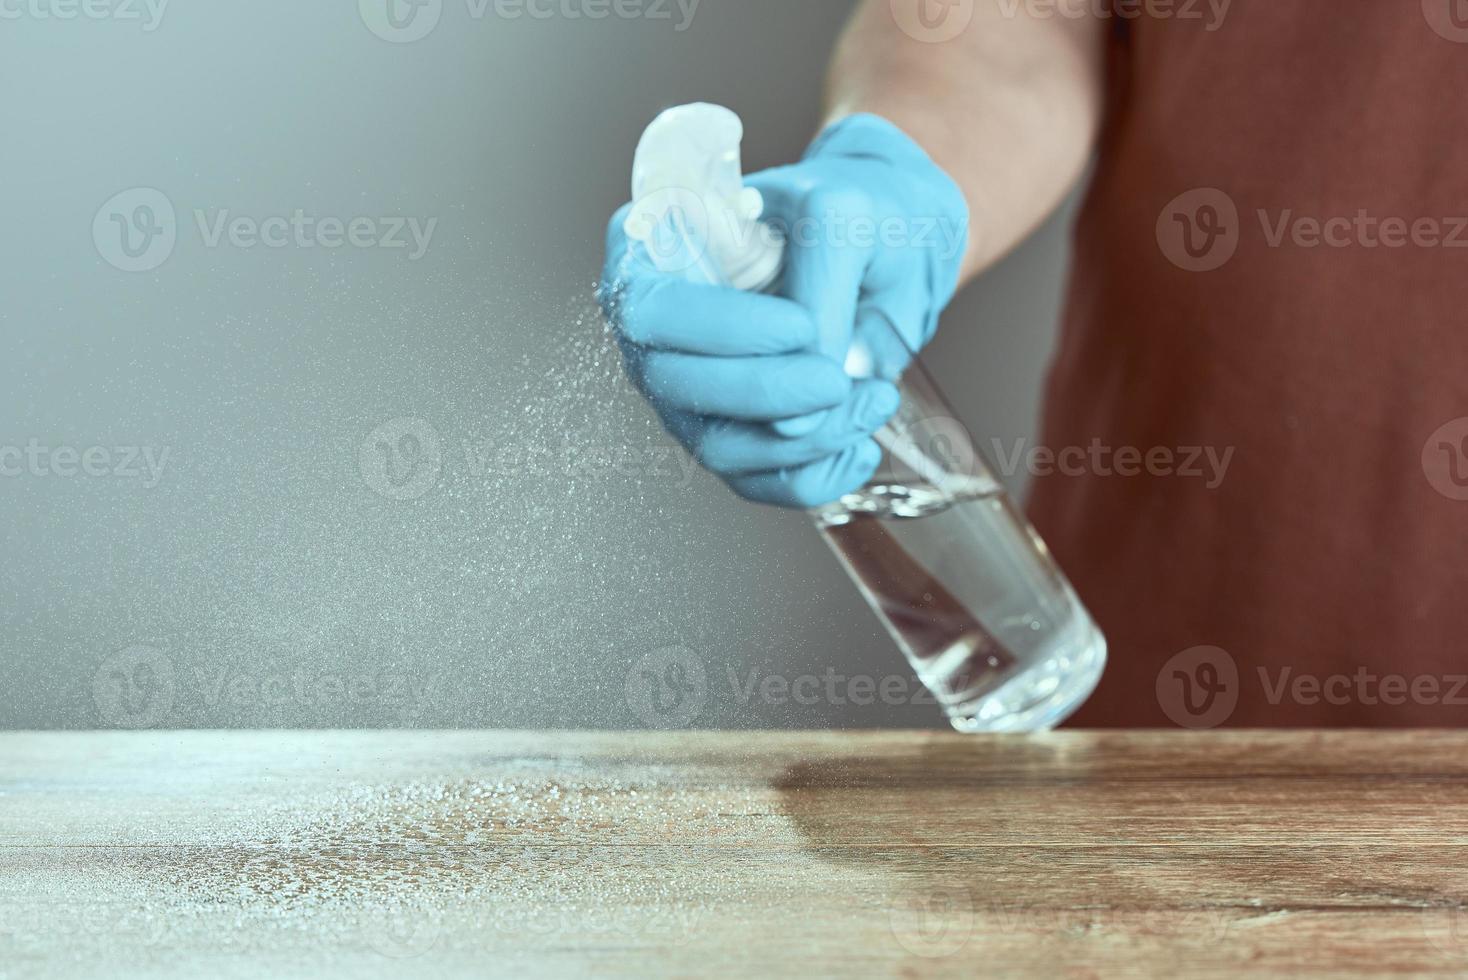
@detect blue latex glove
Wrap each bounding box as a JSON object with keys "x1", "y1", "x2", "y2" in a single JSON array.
[{"x1": 598, "y1": 113, "x2": 969, "y2": 509}]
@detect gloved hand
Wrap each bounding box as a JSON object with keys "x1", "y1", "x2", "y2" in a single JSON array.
[{"x1": 598, "y1": 113, "x2": 969, "y2": 509}]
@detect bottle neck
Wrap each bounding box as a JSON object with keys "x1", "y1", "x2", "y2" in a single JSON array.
[{"x1": 721, "y1": 227, "x2": 784, "y2": 293}]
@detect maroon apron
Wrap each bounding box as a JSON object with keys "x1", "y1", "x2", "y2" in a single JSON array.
[{"x1": 1030, "y1": 0, "x2": 1468, "y2": 726}]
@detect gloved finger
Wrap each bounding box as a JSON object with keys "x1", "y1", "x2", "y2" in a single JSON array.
[
  {"x1": 750, "y1": 172, "x2": 875, "y2": 437},
  {"x1": 638, "y1": 350, "x2": 852, "y2": 422},
  {"x1": 845, "y1": 303, "x2": 920, "y2": 383},
  {"x1": 599, "y1": 203, "x2": 643, "y2": 296},
  {"x1": 726, "y1": 439, "x2": 883, "y2": 510},
  {"x1": 693, "y1": 380, "x2": 899, "y2": 475},
  {"x1": 750, "y1": 172, "x2": 874, "y2": 359},
  {"x1": 768, "y1": 412, "x2": 825, "y2": 439},
  {"x1": 607, "y1": 272, "x2": 819, "y2": 356}
]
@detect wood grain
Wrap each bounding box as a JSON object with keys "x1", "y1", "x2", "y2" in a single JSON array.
[{"x1": 3, "y1": 731, "x2": 1468, "y2": 978}]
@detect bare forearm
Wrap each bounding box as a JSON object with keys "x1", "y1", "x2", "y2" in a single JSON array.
[{"x1": 825, "y1": 1, "x2": 1107, "y2": 282}]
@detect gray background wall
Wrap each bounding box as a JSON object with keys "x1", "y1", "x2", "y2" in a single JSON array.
[{"x1": 1, "y1": 0, "x2": 1076, "y2": 729}]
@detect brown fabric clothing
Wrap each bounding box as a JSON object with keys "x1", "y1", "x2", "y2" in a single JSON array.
[{"x1": 1031, "y1": 1, "x2": 1468, "y2": 726}]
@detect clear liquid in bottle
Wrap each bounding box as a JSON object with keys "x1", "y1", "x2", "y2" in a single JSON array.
[{"x1": 815, "y1": 478, "x2": 1106, "y2": 731}]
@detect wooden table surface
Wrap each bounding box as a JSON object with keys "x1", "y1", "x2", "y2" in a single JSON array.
[{"x1": 3, "y1": 730, "x2": 1468, "y2": 978}]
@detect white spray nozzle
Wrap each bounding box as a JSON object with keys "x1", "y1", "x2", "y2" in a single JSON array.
[{"x1": 624, "y1": 103, "x2": 784, "y2": 293}]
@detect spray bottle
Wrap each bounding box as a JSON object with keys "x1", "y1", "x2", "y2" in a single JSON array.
[{"x1": 624, "y1": 103, "x2": 1105, "y2": 731}]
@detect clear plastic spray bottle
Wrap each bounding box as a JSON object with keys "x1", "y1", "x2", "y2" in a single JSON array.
[{"x1": 624, "y1": 104, "x2": 1106, "y2": 731}]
